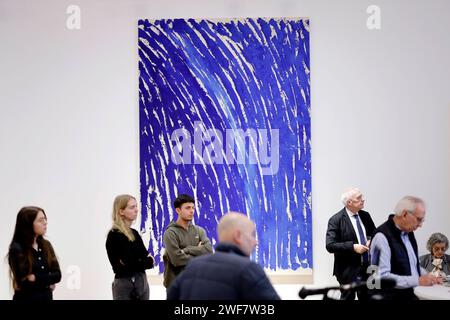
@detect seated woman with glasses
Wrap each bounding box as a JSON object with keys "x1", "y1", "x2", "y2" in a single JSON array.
[{"x1": 419, "y1": 232, "x2": 450, "y2": 278}]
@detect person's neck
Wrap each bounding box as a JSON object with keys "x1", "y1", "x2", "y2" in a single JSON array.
[
  {"x1": 124, "y1": 220, "x2": 132, "y2": 228},
  {"x1": 392, "y1": 216, "x2": 405, "y2": 232},
  {"x1": 176, "y1": 218, "x2": 190, "y2": 230},
  {"x1": 346, "y1": 207, "x2": 358, "y2": 215},
  {"x1": 32, "y1": 237, "x2": 38, "y2": 250}
]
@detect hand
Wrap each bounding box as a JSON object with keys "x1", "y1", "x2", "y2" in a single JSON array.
[
  {"x1": 353, "y1": 244, "x2": 369, "y2": 254},
  {"x1": 26, "y1": 274, "x2": 36, "y2": 282},
  {"x1": 49, "y1": 284, "x2": 56, "y2": 291},
  {"x1": 432, "y1": 275, "x2": 443, "y2": 285},
  {"x1": 419, "y1": 274, "x2": 443, "y2": 286}
]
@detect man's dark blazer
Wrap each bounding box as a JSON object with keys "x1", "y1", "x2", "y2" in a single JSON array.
[{"x1": 326, "y1": 208, "x2": 376, "y2": 285}]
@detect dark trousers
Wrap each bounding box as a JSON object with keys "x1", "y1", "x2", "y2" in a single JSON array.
[
  {"x1": 339, "y1": 265, "x2": 370, "y2": 301},
  {"x1": 13, "y1": 288, "x2": 53, "y2": 301},
  {"x1": 112, "y1": 272, "x2": 149, "y2": 300},
  {"x1": 340, "y1": 287, "x2": 369, "y2": 300}
]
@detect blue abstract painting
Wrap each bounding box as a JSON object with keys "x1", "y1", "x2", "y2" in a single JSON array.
[{"x1": 138, "y1": 18, "x2": 311, "y2": 274}]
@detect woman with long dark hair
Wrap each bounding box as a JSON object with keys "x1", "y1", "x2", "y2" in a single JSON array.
[{"x1": 7, "y1": 206, "x2": 61, "y2": 300}]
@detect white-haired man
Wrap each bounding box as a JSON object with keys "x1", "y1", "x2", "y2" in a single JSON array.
[
  {"x1": 370, "y1": 196, "x2": 442, "y2": 300},
  {"x1": 326, "y1": 188, "x2": 376, "y2": 300}
]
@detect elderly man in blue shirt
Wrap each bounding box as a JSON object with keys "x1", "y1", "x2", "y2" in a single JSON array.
[{"x1": 370, "y1": 196, "x2": 442, "y2": 300}]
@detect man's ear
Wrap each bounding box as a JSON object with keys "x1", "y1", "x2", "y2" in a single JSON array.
[
  {"x1": 233, "y1": 229, "x2": 242, "y2": 244},
  {"x1": 175, "y1": 207, "x2": 180, "y2": 215}
]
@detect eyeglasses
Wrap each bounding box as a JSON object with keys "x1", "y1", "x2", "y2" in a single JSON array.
[
  {"x1": 407, "y1": 211, "x2": 425, "y2": 224},
  {"x1": 433, "y1": 246, "x2": 447, "y2": 252},
  {"x1": 351, "y1": 196, "x2": 365, "y2": 202}
]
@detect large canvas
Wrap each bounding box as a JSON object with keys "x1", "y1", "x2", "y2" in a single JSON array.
[{"x1": 138, "y1": 18, "x2": 311, "y2": 277}]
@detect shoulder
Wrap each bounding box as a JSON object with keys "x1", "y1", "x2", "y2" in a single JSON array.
[
  {"x1": 372, "y1": 231, "x2": 386, "y2": 240},
  {"x1": 107, "y1": 229, "x2": 118, "y2": 238},
  {"x1": 9, "y1": 241, "x2": 25, "y2": 254},
  {"x1": 419, "y1": 253, "x2": 431, "y2": 262},
  {"x1": 164, "y1": 224, "x2": 177, "y2": 235},
  {"x1": 193, "y1": 251, "x2": 250, "y2": 273},
  {"x1": 131, "y1": 228, "x2": 141, "y2": 236},
  {"x1": 220, "y1": 251, "x2": 253, "y2": 267},
  {"x1": 131, "y1": 228, "x2": 145, "y2": 242},
  {"x1": 328, "y1": 208, "x2": 346, "y2": 222},
  {"x1": 241, "y1": 260, "x2": 268, "y2": 280},
  {"x1": 42, "y1": 238, "x2": 55, "y2": 250},
  {"x1": 164, "y1": 223, "x2": 178, "y2": 232},
  {"x1": 106, "y1": 229, "x2": 126, "y2": 242},
  {"x1": 212, "y1": 253, "x2": 259, "y2": 273},
  {"x1": 359, "y1": 210, "x2": 374, "y2": 221},
  {"x1": 443, "y1": 254, "x2": 450, "y2": 264},
  {"x1": 42, "y1": 239, "x2": 59, "y2": 260},
  {"x1": 372, "y1": 232, "x2": 389, "y2": 246},
  {"x1": 359, "y1": 210, "x2": 375, "y2": 224},
  {"x1": 163, "y1": 225, "x2": 179, "y2": 241},
  {"x1": 374, "y1": 219, "x2": 389, "y2": 232},
  {"x1": 359, "y1": 210, "x2": 371, "y2": 216},
  {"x1": 194, "y1": 225, "x2": 207, "y2": 233}
]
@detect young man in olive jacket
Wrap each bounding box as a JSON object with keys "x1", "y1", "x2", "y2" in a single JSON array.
[{"x1": 162, "y1": 194, "x2": 213, "y2": 289}]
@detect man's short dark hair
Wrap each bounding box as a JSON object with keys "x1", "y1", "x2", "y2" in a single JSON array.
[{"x1": 174, "y1": 194, "x2": 195, "y2": 209}]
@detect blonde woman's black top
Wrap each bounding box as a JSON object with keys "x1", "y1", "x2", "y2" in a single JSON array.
[{"x1": 106, "y1": 228, "x2": 154, "y2": 278}]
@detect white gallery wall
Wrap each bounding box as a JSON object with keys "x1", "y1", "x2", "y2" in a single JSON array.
[{"x1": 0, "y1": 0, "x2": 449, "y2": 300}]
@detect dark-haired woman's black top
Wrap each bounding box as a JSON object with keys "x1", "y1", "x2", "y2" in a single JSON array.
[
  {"x1": 106, "y1": 228, "x2": 154, "y2": 278},
  {"x1": 9, "y1": 241, "x2": 61, "y2": 301}
]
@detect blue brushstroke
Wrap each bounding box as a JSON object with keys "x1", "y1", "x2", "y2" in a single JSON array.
[{"x1": 138, "y1": 18, "x2": 311, "y2": 272}]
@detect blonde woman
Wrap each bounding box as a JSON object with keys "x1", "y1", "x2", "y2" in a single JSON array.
[{"x1": 106, "y1": 195, "x2": 154, "y2": 300}]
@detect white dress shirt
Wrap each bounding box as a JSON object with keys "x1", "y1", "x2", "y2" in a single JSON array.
[{"x1": 345, "y1": 208, "x2": 367, "y2": 244}]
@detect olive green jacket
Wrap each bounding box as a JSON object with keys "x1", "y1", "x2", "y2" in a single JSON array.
[{"x1": 163, "y1": 221, "x2": 213, "y2": 288}]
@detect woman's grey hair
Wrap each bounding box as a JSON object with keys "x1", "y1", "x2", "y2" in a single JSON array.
[
  {"x1": 426, "y1": 232, "x2": 449, "y2": 252},
  {"x1": 394, "y1": 196, "x2": 426, "y2": 216},
  {"x1": 341, "y1": 188, "x2": 361, "y2": 206}
]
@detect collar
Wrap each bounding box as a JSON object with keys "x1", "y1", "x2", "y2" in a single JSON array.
[
  {"x1": 174, "y1": 220, "x2": 192, "y2": 230},
  {"x1": 388, "y1": 214, "x2": 410, "y2": 237},
  {"x1": 345, "y1": 208, "x2": 358, "y2": 217},
  {"x1": 215, "y1": 242, "x2": 247, "y2": 257}
]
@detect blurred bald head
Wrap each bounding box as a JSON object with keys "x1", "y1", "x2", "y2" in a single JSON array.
[{"x1": 217, "y1": 212, "x2": 258, "y2": 257}]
